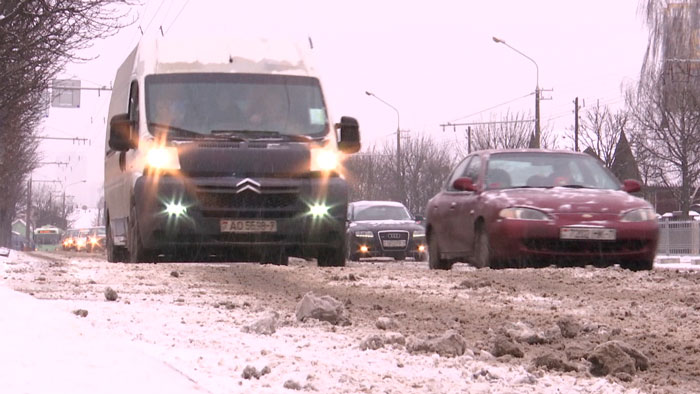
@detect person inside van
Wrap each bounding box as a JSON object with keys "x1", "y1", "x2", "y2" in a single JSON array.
[
  {"x1": 243, "y1": 87, "x2": 289, "y2": 131},
  {"x1": 153, "y1": 98, "x2": 186, "y2": 129}
]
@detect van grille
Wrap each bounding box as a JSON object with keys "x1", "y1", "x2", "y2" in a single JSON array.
[{"x1": 195, "y1": 186, "x2": 300, "y2": 219}]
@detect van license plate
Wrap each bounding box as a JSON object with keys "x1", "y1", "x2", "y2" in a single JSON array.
[
  {"x1": 220, "y1": 220, "x2": 277, "y2": 233},
  {"x1": 560, "y1": 227, "x2": 616, "y2": 240}
]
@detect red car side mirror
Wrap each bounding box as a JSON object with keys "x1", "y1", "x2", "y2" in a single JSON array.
[
  {"x1": 622, "y1": 179, "x2": 641, "y2": 193},
  {"x1": 453, "y1": 177, "x2": 477, "y2": 192}
]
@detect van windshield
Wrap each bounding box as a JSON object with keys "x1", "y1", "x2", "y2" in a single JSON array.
[{"x1": 145, "y1": 73, "x2": 329, "y2": 139}]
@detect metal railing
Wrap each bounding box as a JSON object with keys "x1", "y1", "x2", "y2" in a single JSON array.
[{"x1": 657, "y1": 220, "x2": 700, "y2": 255}]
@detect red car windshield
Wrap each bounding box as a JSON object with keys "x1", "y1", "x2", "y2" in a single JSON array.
[{"x1": 485, "y1": 152, "x2": 621, "y2": 190}]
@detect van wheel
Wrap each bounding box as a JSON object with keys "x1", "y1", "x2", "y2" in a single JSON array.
[
  {"x1": 128, "y1": 203, "x2": 152, "y2": 263},
  {"x1": 106, "y1": 214, "x2": 126, "y2": 263},
  {"x1": 318, "y1": 235, "x2": 346, "y2": 267}
]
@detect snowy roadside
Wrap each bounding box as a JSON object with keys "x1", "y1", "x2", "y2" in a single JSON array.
[{"x1": 0, "y1": 250, "x2": 682, "y2": 393}]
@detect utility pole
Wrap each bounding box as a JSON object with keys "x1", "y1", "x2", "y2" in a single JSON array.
[
  {"x1": 534, "y1": 87, "x2": 541, "y2": 148},
  {"x1": 467, "y1": 126, "x2": 472, "y2": 153},
  {"x1": 574, "y1": 97, "x2": 580, "y2": 152},
  {"x1": 25, "y1": 177, "x2": 32, "y2": 248}
]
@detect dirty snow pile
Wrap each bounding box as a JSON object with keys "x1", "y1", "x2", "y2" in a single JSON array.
[{"x1": 0, "y1": 251, "x2": 647, "y2": 393}]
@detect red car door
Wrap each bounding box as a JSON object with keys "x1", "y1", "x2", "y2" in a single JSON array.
[
  {"x1": 447, "y1": 154, "x2": 483, "y2": 259},
  {"x1": 429, "y1": 156, "x2": 473, "y2": 255}
]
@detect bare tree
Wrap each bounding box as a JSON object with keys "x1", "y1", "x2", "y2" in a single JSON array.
[
  {"x1": 399, "y1": 135, "x2": 455, "y2": 215},
  {"x1": 627, "y1": 73, "x2": 700, "y2": 217},
  {"x1": 345, "y1": 134, "x2": 456, "y2": 215},
  {"x1": 0, "y1": 1, "x2": 135, "y2": 246},
  {"x1": 580, "y1": 102, "x2": 632, "y2": 168},
  {"x1": 454, "y1": 110, "x2": 558, "y2": 158},
  {"x1": 631, "y1": 0, "x2": 700, "y2": 217},
  {"x1": 638, "y1": 0, "x2": 699, "y2": 87}
]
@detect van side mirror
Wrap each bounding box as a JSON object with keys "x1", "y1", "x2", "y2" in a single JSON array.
[
  {"x1": 622, "y1": 179, "x2": 641, "y2": 193},
  {"x1": 336, "y1": 116, "x2": 361, "y2": 153},
  {"x1": 453, "y1": 177, "x2": 477, "y2": 192},
  {"x1": 109, "y1": 113, "x2": 137, "y2": 151}
]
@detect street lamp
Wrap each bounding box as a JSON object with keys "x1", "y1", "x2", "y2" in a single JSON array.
[
  {"x1": 492, "y1": 36, "x2": 541, "y2": 148},
  {"x1": 365, "y1": 90, "x2": 402, "y2": 180}
]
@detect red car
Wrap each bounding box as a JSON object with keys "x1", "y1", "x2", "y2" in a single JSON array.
[{"x1": 426, "y1": 149, "x2": 659, "y2": 271}]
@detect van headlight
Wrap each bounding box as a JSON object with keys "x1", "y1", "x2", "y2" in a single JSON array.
[
  {"x1": 621, "y1": 208, "x2": 657, "y2": 222},
  {"x1": 146, "y1": 147, "x2": 180, "y2": 170},
  {"x1": 310, "y1": 147, "x2": 339, "y2": 172}
]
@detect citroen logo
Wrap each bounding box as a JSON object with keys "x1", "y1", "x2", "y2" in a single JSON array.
[{"x1": 235, "y1": 178, "x2": 261, "y2": 194}]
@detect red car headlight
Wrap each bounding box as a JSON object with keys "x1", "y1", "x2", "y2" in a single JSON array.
[
  {"x1": 620, "y1": 208, "x2": 657, "y2": 222},
  {"x1": 499, "y1": 207, "x2": 552, "y2": 221}
]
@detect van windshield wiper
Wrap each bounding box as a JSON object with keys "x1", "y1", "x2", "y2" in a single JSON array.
[
  {"x1": 148, "y1": 123, "x2": 202, "y2": 140},
  {"x1": 211, "y1": 129, "x2": 314, "y2": 142}
]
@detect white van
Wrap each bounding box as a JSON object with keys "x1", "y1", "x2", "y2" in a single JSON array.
[{"x1": 104, "y1": 36, "x2": 360, "y2": 265}]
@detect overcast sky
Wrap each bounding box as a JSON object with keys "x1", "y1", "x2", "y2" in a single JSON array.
[{"x1": 35, "y1": 0, "x2": 650, "y2": 210}]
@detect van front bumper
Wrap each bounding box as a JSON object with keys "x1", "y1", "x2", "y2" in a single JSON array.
[{"x1": 133, "y1": 174, "x2": 348, "y2": 254}]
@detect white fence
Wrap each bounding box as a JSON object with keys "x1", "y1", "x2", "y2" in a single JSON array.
[{"x1": 657, "y1": 220, "x2": 700, "y2": 255}]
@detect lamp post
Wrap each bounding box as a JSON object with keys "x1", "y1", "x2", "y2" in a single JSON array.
[
  {"x1": 492, "y1": 36, "x2": 540, "y2": 148},
  {"x1": 62, "y1": 180, "x2": 86, "y2": 227},
  {"x1": 365, "y1": 91, "x2": 403, "y2": 197}
]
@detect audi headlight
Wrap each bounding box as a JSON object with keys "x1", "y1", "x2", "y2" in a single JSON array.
[
  {"x1": 621, "y1": 208, "x2": 657, "y2": 222},
  {"x1": 355, "y1": 230, "x2": 374, "y2": 238},
  {"x1": 413, "y1": 230, "x2": 426, "y2": 238},
  {"x1": 146, "y1": 147, "x2": 180, "y2": 170},
  {"x1": 499, "y1": 207, "x2": 551, "y2": 221},
  {"x1": 310, "y1": 147, "x2": 339, "y2": 172}
]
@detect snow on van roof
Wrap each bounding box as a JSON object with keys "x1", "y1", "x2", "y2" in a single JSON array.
[{"x1": 135, "y1": 35, "x2": 316, "y2": 76}]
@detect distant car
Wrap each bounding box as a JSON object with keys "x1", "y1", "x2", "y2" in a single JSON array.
[
  {"x1": 62, "y1": 229, "x2": 78, "y2": 251},
  {"x1": 346, "y1": 201, "x2": 427, "y2": 261},
  {"x1": 74, "y1": 228, "x2": 90, "y2": 252},
  {"x1": 426, "y1": 149, "x2": 659, "y2": 271},
  {"x1": 86, "y1": 226, "x2": 106, "y2": 253}
]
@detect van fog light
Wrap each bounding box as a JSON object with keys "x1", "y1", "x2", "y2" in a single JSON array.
[
  {"x1": 309, "y1": 203, "x2": 329, "y2": 218},
  {"x1": 165, "y1": 202, "x2": 187, "y2": 217}
]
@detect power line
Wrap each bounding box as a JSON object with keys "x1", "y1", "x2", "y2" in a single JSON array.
[
  {"x1": 165, "y1": 0, "x2": 193, "y2": 35},
  {"x1": 447, "y1": 92, "x2": 534, "y2": 123},
  {"x1": 142, "y1": 0, "x2": 167, "y2": 36},
  {"x1": 440, "y1": 119, "x2": 535, "y2": 131},
  {"x1": 158, "y1": 0, "x2": 177, "y2": 32}
]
